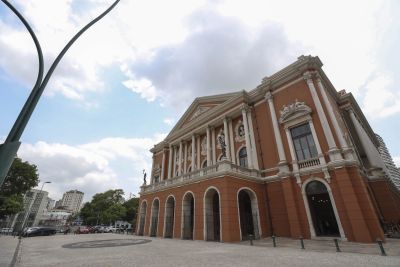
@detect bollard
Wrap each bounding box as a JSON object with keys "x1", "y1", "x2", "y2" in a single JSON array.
[
  {"x1": 334, "y1": 238, "x2": 341, "y2": 252},
  {"x1": 249, "y1": 234, "x2": 254, "y2": 246},
  {"x1": 376, "y1": 239, "x2": 387, "y2": 256},
  {"x1": 299, "y1": 236, "x2": 305, "y2": 250},
  {"x1": 272, "y1": 235, "x2": 276, "y2": 247}
]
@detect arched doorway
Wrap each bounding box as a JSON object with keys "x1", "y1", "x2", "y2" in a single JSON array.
[
  {"x1": 182, "y1": 192, "x2": 194, "y2": 240},
  {"x1": 306, "y1": 181, "x2": 340, "y2": 237},
  {"x1": 238, "y1": 189, "x2": 260, "y2": 240},
  {"x1": 164, "y1": 196, "x2": 175, "y2": 238},
  {"x1": 204, "y1": 188, "x2": 221, "y2": 241},
  {"x1": 138, "y1": 201, "x2": 147, "y2": 236},
  {"x1": 150, "y1": 199, "x2": 160, "y2": 237}
]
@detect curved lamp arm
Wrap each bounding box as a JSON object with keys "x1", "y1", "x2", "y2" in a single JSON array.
[{"x1": 1, "y1": 0, "x2": 44, "y2": 143}]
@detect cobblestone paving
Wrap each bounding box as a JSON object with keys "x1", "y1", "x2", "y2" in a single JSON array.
[{"x1": 2, "y1": 234, "x2": 400, "y2": 267}]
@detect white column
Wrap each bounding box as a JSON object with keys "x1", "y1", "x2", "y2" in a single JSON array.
[
  {"x1": 308, "y1": 120, "x2": 326, "y2": 165},
  {"x1": 265, "y1": 91, "x2": 287, "y2": 163},
  {"x1": 241, "y1": 106, "x2": 253, "y2": 168},
  {"x1": 173, "y1": 146, "x2": 177, "y2": 177},
  {"x1": 223, "y1": 118, "x2": 231, "y2": 161},
  {"x1": 178, "y1": 141, "x2": 183, "y2": 175},
  {"x1": 303, "y1": 71, "x2": 342, "y2": 161},
  {"x1": 168, "y1": 145, "x2": 173, "y2": 179},
  {"x1": 206, "y1": 127, "x2": 211, "y2": 167},
  {"x1": 316, "y1": 76, "x2": 354, "y2": 160},
  {"x1": 197, "y1": 135, "x2": 201, "y2": 169},
  {"x1": 191, "y1": 135, "x2": 196, "y2": 170},
  {"x1": 184, "y1": 142, "x2": 188, "y2": 174},
  {"x1": 247, "y1": 108, "x2": 259, "y2": 170},
  {"x1": 211, "y1": 127, "x2": 216, "y2": 164},
  {"x1": 228, "y1": 119, "x2": 236, "y2": 164},
  {"x1": 161, "y1": 149, "x2": 166, "y2": 180}
]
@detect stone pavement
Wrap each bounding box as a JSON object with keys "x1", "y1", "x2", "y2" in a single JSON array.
[
  {"x1": 0, "y1": 235, "x2": 19, "y2": 267},
  {"x1": 245, "y1": 236, "x2": 400, "y2": 256},
  {"x1": 2, "y1": 233, "x2": 400, "y2": 267}
]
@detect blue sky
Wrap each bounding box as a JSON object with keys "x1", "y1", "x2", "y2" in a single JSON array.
[{"x1": 1, "y1": 0, "x2": 399, "y2": 202}]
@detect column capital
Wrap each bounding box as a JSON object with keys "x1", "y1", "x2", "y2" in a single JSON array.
[
  {"x1": 302, "y1": 70, "x2": 317, "y2": 81},
  {"x1": 264, "y1": 90, "x2": 273, "y2": 100},
  {"x1": 240, "y1": 103, "x2": 250, "y2": 112}
]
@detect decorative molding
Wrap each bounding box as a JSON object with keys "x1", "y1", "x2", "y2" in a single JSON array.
[
  {"x1": 234, "y1": 120, "x2": 245, "y2": 142},
  {"x1": 190, "y1": 106, "x2": 211, "y2": 121},
  {"x1": 279, "y1": 100, "x2": 312, "y2": 124}
]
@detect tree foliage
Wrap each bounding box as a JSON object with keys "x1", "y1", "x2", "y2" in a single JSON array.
[
  {"x1": 80, "y1": 189, "x2": 127, "y2": 226},
  {"x1": 122, "y1": 197, "x2": 139, "y2": 222},
  {"x1": 0, "y1": 157, "x2": 39, "y2": 218}
]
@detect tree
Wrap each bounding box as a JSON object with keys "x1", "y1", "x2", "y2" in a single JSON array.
[
  {"x1": 123, "y1": 197, "x2": 139, "y2": 222},
  {"x1": 80, "y1": 189, "x2": 127, "y2": 226},
  {"x1": 0, "y1": 157, "x2": 39, "y2": 219}
]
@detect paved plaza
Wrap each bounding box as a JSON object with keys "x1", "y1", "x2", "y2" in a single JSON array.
[{"x1": 1, "y1": 234, "x2": 400, "y2": 267}]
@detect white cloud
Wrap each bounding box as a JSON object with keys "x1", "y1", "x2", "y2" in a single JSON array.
[
  {"x1": 163, "y1": 118, "x2": 174, "y2": 126},
  {"x1": 361, "y1": 74, "x2": 400, "y2": 118},
  {"x1": 393, "y1": 156, "x2": 400, "y2": 168},
  {"x1": 17, "y1": 134, "x2": 165, "y2": 202},
  {"x1": 122, "y1": 8, "x2": 301, "y2": 110}
]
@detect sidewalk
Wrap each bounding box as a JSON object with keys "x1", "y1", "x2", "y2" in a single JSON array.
[
  {"x1": 0, "y1": 235, "x2": 19, "y2": 267},
  {"x1": 241, "y1": 236, "x2": 400, "y2": 256}
]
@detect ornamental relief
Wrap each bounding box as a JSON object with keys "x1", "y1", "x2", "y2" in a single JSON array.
[
  {"x1": 201, "y1": 137, "x2": 207, "y2": 156},
  {"x1": 279, "y1": 99, "x2": 312, "y2": 124},
  {"x1": 234, "y1": 120, "x2": 245, "y2": 143}
]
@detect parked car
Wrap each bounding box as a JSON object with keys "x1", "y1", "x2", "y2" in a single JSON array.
[
  {"x1": 23, "y1": 227, "x2": 57, "y2": 237},
  {"x1": 1, "y1": 228, "x2": 13, "y2": 235},
  {"x1": 74, "y1": 226, "x2": 90, "y2": 234}
]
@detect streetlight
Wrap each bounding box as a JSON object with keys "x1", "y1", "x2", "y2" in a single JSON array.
[
  {"x1": 0, "y1": 0, "x2": 120, "y2": 188},
  {"x1": 19, "y1": 181, "x2": 51, "y2": 238}
]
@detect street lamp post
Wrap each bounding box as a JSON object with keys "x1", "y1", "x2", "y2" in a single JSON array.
[
  {"x1": 19, "y1": 181, "x2": 51, "y2": 238},
  {"x1": 0, "y1": 0, "x2": 120, "y2": 188}
]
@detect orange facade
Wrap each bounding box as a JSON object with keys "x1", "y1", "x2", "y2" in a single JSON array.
[{"x1": 138, "y1": 56, "x2": 400, "y2": 243}]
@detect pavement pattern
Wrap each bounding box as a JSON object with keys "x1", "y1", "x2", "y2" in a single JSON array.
[{"x1": 1, "y1": 234, "x2": 400, "y2": 267}]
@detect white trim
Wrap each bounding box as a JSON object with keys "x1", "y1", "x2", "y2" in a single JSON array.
[
  {"x1": 203, "y1": 186, "x2": 222, "y2": 242},
  {"x1": 236, "y1": 187, "x2": 262, "y2": 240},
  {"x1": 138, "y1": 200, "x2": 148, "y2": 235},
  {"x1": 184, "y1": 142, "x2": 188, "y2": 174},
  {"x1": 223, "y1": 118, "x2": 231, "y2": 161},
  {"x1": 191, "y1": 135, "x2": 196, "y2": 169},
  {"x1": 212, "y1": 127, "x2": 216, "y2": 165},
  {"x1": 168, "y1": 146, "x2": 173, "y2": 179},
  {"x1": 181, "y1": 191, "x2": 196, "y2": 240},
  {"x1": 149, "y1": 198, "x2": 160, "y2": 237},
  {"x1": 206, "y1": 127, "x2": 211, "y2": 166},
  {"x1": 163, "y1": 195, "x2": 176, "y2": 238},
  {"x1": 247, "y1": 108, "x2": 259, "y2": 170},
  {"x1": 301, "y1": 177, "x2": 346, "y2": 240},
  {"x1": 197, "y1": 135, "x2": 201, "y2": 169},
  {"x1": 265, "y1": 92, "x2": 287, "y2": 163},
  {"x1": 241, "y1": 107, "x2": 253, "y2": 168},
  {"x1": 178, "y1": 141, "x2": 183, "y2": 176},
  {"x1": 228, "y1": 119, "x2": 236, "y2": 164}
]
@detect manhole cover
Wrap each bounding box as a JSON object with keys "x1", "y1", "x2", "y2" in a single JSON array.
[{"x1": 62, "y1": 239, "x2": 151, "y2": 249}]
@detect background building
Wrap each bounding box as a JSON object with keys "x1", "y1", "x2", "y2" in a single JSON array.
[
  {"x1": 59, "y1": 189, "x2": 84, "y2": 213},
  {"x1": 375, "y1": 134, "x2": 400, "y2": 189},
  {"x1": 10, "y1": 189, "x2": 49, "y2": 230},
  {"x1": 39, "y1": 209, "x2": 72, "y2": 231},
  {"x1": 137, "y1": 55, "x2": 400, "y2": 243}
]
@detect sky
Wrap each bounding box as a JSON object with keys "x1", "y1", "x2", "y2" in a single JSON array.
[{"x1": 1, "y1": 0, "x2": 399, "y2": 203}]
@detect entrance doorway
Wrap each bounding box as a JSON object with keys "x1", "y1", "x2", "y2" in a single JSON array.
[
  {"x1": 182, "y1": 193, "x2": 194, "y2": 240},
  {"x1": 164, "y1": 196, "x2": 175, "y2": 238},
  {"x1": 306, "y1": 181, "x2": 340, "y2": 237},
  {"x1": 138, "y1": 201, "x2": 147, "y2": 236},
  {"x1": 204, "y1": 188, "x2": 221, "y2": 241},
  {"x1": 238, "y1": 189, "x2": 259, "y2": 240},
  {"x1": 150, "y1": 199, "x2": 159, "y2": 237}
]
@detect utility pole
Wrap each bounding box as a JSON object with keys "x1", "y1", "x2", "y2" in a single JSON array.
[{"x1": 0, "y1": 0, "x2": 120, "y2": 188}]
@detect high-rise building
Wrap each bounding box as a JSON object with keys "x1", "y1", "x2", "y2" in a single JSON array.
[
  {"x1": 10, "y1": 189, "x2": 49, "y2": 230},
  {"x1": 60, "y1": 189, "x2": 84, "y2": 213},
  {"x1": 375, "y1": 134, "x2": 400, "y2": 189},
  {"x1": 137, "y1": 55, "x2": 400, "y2": 243}
]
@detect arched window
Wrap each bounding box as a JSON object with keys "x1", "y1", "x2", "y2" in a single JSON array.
[{"x1": 239, "y1": 147, "x2": 248, "y2": 167}]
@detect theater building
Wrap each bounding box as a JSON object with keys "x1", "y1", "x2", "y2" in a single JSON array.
[{"x1": 137, "y1": 55, "x2": 400, "y2": 243}]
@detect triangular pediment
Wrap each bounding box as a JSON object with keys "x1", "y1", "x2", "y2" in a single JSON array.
[{"x1": 167, "y1": 92, "x2": 242, "y2": 137}]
